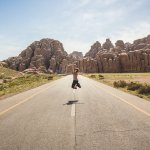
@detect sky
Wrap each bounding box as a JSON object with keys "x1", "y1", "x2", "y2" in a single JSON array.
[{"x1": 0, "y1": 0, "x2": 150, "y2": 60}]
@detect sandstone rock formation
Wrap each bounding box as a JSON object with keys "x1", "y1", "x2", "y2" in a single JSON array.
[
  {"x1": 119, "y1": 49, "x2": 150, "y2": 72},
  {"x1": 115, "y1": 40, "x2": 125, "y2": 51},
  {"x1": 83, "y1": 35, "x2": 150, "y2": 73},
  {"x1": 4, "y1": 34, "x2": 150, "y2": 73},
  {"x1": 85, "y1": 41, "x2": 102, "y2": 58},
  {"x1": 102, "y1": 38, "x2": 114, "y2": 50},
  {"x1": 96, "y1": 52, "x2": 120, "y2": 73},
  {"x1": 23, "y1": 68, "x2": 40, "y2": 74},
  {"x1": 5, "y1": 39, "x2": 68, "y2": 73},
  {"x1": 69, "y1": 51, "x2": 83, "y2": 60},
  {"x1": 0, "y1": 61, "x2": 8, "y2": 68}
]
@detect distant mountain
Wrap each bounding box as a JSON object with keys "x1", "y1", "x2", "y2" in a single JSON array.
[
  {"x1": 69, "y1": 51, "x2": 83, "y2": 60},
  {"x1": 4, "y1": 39, "x2": 69, "y2": 73},
  {"x1": 3, "y1": 35, "x2": 150, "y2": 73}
]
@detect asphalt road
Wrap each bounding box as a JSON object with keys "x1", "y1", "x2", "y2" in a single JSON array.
[{"x1": 0, "y1": 75, "x2": 150, "y2": 150}]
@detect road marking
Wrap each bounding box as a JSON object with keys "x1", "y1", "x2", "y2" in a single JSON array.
[
  {"x1": 94, "y1": 84, "x2": 150, "y2": 117},
  {"x1": 0, "y1": 84, "x2": 55, "y2": 116},
  {"x1": 71, "y1": 104, "x2": 75, "y2": 117}
]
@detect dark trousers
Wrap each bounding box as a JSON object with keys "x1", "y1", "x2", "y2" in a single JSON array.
[{"x1": 72, "y1": 80, "x2": 81, "y2": 88}]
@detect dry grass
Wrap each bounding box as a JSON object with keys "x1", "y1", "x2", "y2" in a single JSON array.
[
  {"x1": 0, "y1": 66, "x2": 22, "y2": 78},
  {"x1": 85, "y1": 73, "x2": 150, "y2": 101},
  {"x1": 0, "y1": 66, "x2": 62, "y2": 99}
]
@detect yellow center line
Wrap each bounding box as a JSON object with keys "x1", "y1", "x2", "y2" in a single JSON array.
[
  {"x1": 94, "y1": 84, "x2": 150, "y2": 117},
  {"x1": 0, "y1": 84, "x2": 55, "y2": 116}
]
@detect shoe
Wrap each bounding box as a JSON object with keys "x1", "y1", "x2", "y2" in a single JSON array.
[{"x1": 74, "y1": 85, "x2": 77, "y2": 89}]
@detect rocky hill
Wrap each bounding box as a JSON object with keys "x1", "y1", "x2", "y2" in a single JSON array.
[
  {"x1": 4, "y1": 39, "x2": 69, "y2": 73},
  {"x1": 69, "y1": 51, "x2": 83, "y2": 60},
  {"x1": 82, "y1": 35, "x2": 150, "y2": 73},
  {"x1": 2, "y1": 35, "x2": 150, "y2": 73}
]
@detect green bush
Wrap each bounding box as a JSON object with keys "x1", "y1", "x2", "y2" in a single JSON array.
[
  {"x1": 127, "y1": 82, "x2": 142, "y2": 91},
  {"x1": 0, "y1": 84, "x2": 3, "y2": 91},
  {"x1": 113, "y1": 80, "x2": 127, "y2": 88},
  {"x1": 3, "y1": 79, "x2": 9, "y2": 83},
  {"x1": 98, "y1": 74, "x2": 104, "y2": 79},
  {"x1": 41, "y1": 75, "x2": 49, "y2": 79},
  {"x1": 90, "y1": 74, "x2": 96, "y2": 78},
  {"x1": 138, "y1": 85, "x2": 150, "y2": 95},
  {"x1": 0, "y1": 84, "x2": 8, "y2": 91},
  {"x1": 4, "y1": 76, "x2": 12, "y2": 80},
  {"x1": 0, "y1": 73, "x2": 5, "y2": 79},
  {"x1": 48, "y1": 75, "x2": 53, "y2": 80}
]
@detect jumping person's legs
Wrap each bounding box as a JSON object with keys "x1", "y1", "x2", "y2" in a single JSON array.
[
  {"x1": 72, "y1": 80, "x2": 77, "y2": 89},
  {"x1": 72, "y1": 80, "x2": 81, "y2": 89},
  {"x1": 76, "y1": 81, "x2": 81, "y2": 88}
]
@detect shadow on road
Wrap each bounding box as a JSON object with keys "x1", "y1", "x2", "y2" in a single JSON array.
[{"x1": 63, "y1": 100, "x2": 84, "y2": 105}]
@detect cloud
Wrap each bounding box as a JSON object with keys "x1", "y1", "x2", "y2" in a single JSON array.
[
  {"x1": 78, "y1": 0, "x2": 91, "y2": 7},
  {"x1": 61, "y1": 0, "x2": 150, "y2": 48},
  {"x1": 62, "y1": 20, "x2": 150, "y2": 55},
  {"x1": 110, "y1": 21, "x2": 150, "y2": 43},
  {"x1": 0, "y1": 0, "x2": 150, "y2": 60},
  {"x1": 70, "y1": 0, "x2": 119, "y2": 7}
]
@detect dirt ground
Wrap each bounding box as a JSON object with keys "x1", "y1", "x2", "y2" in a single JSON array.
[
  {"x1": 96, "y1": 73, "x2": 150, "y2": 84},
  {"x1": 130, "y1": 76, "x2": 150, "y2": 83},
  {"x1": 86, "y1": 73, "x2": 150, "y2": 101},
  {"x1": 0, "y1": 79, "x2": 2, "y2": 84},
  {"x1": 86, "y1": 73, "x2": 150, "y2": 85},
  {"x1": 106, "y1": 76, "x2": 150, "y2": 84}
]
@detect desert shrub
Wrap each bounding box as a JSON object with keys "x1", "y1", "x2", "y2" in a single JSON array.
[
  {"x1": 127, "y1": 82, "x2": 142, "y2": 91},
  {"x1": 0, "y1": 84, "x2": 4, "y2": 90},
  {"x1": 0, "y1": 73, "x2": 5, "y2": 79},
  {"x1": 0, "y1": 84, "x2": 8, "y2": 91},
  {"x1": 25, "y1": 74, "x2": 32, "y2": 78},
  {"x1": 113, "y1": 81, "x2": 118, "y2": 87},
  {"x1": 98, "y1": 74, "x2": 104, "y2": 79},
  {"x1": 3, "y1": 79, "x2": 10, "y2": 83},
  {"x1": 8, "y1": 80, "x2": 20, "y2": 87},
  {"x1": 7, "y1": 75, "x2": 40, "y2": 87},
  {"x1": 138, "y1": 84, "x2": 150, "y2": 95},
  {"x1": 48, "y1": 75, "x2": 53, "y2": 80},
  {"x1": 90, "y1": 74, "x2": 96, "y2": 78},
  {"x1": 113, "y1": 80, "x2": 127, "y2": 88},
  {"x1": 4, "y1": 76, "x2": 12, "y2": 80},
  {"x1": 17, "y1": 76, "x2": 26, "y2": 79},
  {"x1": 41, "y1": 75, "x2": 49, "y2": 79}
]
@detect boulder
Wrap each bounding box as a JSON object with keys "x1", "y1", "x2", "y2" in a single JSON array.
[
  {"x1": 69, "y1": 51, "x2": 83, "y2": 60},
  {"x1": 115, "y1": 40, "x2": 125, "y2": 50},
  {"x1": 23, "y1": 68, "x2": 39, "y2": 74},
  {"x1": 102, "y1": 39, "x2": 114, "y2": 50},
  {"x1": 49, "y1": 57, "x2": 56, "y2": 73},
  {"x1": 134, "y1": 43, "x2": 146, "y2": 50},
  {"x1": 0, "y1": 61, "x2": 8, "y2": 68},
  {"x1": 85, "y1": 41, "x2": 101, "y2": 58},
  {"x1": 147, "y1": 35, "x2": 150, "y2": 44},
  {"x1": 61, "y1": 59, "x2": 68, "y2": 73}
]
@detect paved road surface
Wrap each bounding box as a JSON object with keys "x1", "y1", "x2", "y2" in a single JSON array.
[{"x1": 0, "y1": 75, "x2": 150, "y2": 150}]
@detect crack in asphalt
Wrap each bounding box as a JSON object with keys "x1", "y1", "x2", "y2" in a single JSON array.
[{"x1": 75, "y1": 127, "x2": 150, "y2": 137}]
